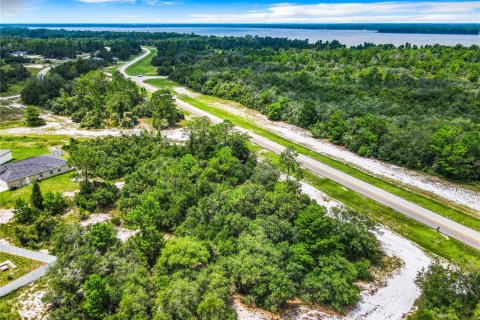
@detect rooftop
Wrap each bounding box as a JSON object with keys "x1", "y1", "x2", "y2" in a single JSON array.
[
  {"x1": 0, "y1": 155, "x2": 67, "y2": 183},
  {"x1": 0, "y1": 150, "x2": 11, "y2": 157}
]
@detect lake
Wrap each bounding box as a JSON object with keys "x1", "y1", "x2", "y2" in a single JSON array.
[{"x1": 30, "y1": 26, "x2": 480, "y2": 47}]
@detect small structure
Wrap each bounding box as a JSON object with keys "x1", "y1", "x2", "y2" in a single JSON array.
[
  {"x1": 11, "y1": 51, "x2": 26, "y2": 57},
  {"x1": 0, "y1": 150, "x2": 12, "y2": 165},
  {"x1": 0, "y1": 155, "x2": 70, "y2": 190},
  {"x1": 0, "y1": 260, "x2": 17, "y2": 272}
]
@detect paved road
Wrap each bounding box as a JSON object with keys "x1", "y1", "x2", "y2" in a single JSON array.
[
  {"x1": 37, "y1": 66, "x2": 51, "y2": 78},
  {"x1": 120, "y1": 48, "x2": 480, "y2": 251}
]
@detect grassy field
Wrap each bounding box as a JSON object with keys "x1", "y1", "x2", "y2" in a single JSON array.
[
  {"x1": 260, "y1": 150, "x2": 480, "y2": 268},
  {"x1": 0, "y1": 135, "x2": 69, "y2": 162},
  {"x1": 105, "y1": 63, "x2": 122, "y2": 76},
  {"x1": 125, "y1": 47, "x2": 158, "y2": 76},
  {"x1": 0, "y1": 100, "x2": 24, "y2": 130},
  {"x1": 0, "y1": 252, "x2": 44, "y2": 287},
  {"x1": 145, "y1": 78, "x2": 480, "y2": 231}
]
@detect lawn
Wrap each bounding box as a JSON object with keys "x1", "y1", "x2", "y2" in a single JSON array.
[
  {"x1": 0, "y1": 252, "x2": 44, "y2": 287},
  {"x1": 0, "y1": 171, "x2": 78, "y2": 209},
  {"x1": 125, "y1": 47, "x2": 158, "y2": 76},
  {"x1": 0, "y1": 135, "x2": 69, "y2": 162}
]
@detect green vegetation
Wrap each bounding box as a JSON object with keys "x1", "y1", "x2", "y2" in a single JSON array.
[
  {"x1": 43, "y1": 120, "x2": 383, "y2": 318},
  {"x1": 0, "y1": 135, "x2": 68, "y2": 162},
  {"x1": 125, "y1": 47, "x2": 158, "y2": 76},
  {"x1": 0, "y1": 252, "x2": 44, "y2": 287},
  {"x1": 410, "y1": 264, "x2": 480, "y2": 320},
  {"x1": 153, "y1": 37, "x2": 479, "y2": 182},
  {"x1": 23, "y1": 106, "x2": 45, "y2": 127},
  {"x1": 261, "y1": 150, "x2": 480, "y2": 267},
  {"x1": 145, "y1": 79, "x2": 480, "y2": 233}
]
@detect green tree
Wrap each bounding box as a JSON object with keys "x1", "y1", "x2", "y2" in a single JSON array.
[
  {"x1": 89, "y1": 223, "x2": 117, "y2": 252},
  {"x1": 149, "y1": 89, "x2": 184, "y2": 129},
  {"x1": 24, "y1": 106, "x2": 46, "y2": 127},
  {"x1": 43, "y1": 192, "x2": 68, "y2": 215},
  {"x1": 30, "y1": 181, "x2": 44, "y2": 210},
  {"x1": 156, "y1": 237, "x2": 210, "y2": 273},
  {"x1": 280, "y1": 147, "x2": 303, "y2": 181},
  {"x1": 83, "y1": 274, "x2": 110, "y2": 319},
  {"x1": 13, "y1": 198, "x2": 38, "y2": 224}
]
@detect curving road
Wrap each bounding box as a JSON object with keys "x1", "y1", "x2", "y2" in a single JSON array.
[{"x1": 120, "y1": 48, "x2": 480, "y2": 251}]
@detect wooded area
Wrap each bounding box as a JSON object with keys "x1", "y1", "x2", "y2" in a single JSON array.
[{"x1": 152, "y1": 38, "x2": 480, "y2": 182}]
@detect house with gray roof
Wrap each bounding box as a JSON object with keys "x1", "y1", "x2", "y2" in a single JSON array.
[
  {"x1": 0, "y1": 155, "x2": 70, "y2": 190},
  {"x1": 0, "y1": 150, "x2": 12, "y2": 165}
]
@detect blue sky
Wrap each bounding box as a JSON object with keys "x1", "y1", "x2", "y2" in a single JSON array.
[{"x1": 1, "y1": 0, "x2": 479, "y2": 23}]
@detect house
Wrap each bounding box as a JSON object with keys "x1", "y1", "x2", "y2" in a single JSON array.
[
  {"x1": 11, "y1": 51, "x2": 26, "y2": 57},
  {"x1": 0, "y1": 155, "x2": 70, "y2": 190},
  {"x1": 0, "y1": 150, "x2": 12, "y2": 165}
]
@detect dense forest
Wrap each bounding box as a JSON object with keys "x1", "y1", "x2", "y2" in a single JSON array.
[
  {"x1": 28, "y1": 120, "x2": 383, "y2": 319},
  {"x1": 151, "y1": 37, "x2": 480, "y2": 182}
]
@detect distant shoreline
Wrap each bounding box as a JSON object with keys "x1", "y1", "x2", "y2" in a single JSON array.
[{"x1": 1, "y1": 23, "x2": 479, "y2": 35}]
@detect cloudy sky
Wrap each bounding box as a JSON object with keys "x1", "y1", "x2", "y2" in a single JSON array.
[{"x1": 1, "y1": 0, "x2": 479, "y2": 23}]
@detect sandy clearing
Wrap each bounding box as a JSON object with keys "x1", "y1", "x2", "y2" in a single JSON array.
[
  {"x1": 173, "y1": 86, "x2": 200, "y2": 98},
  {"x1": 161, "y1": 127, "x2": 188, "y2": 142},
  {"x1": 116, "y1": 227, "x2": 139, "y2": 243},
  {"x1": 79, "y1": 213, "x2": 111, "y2": 226},
  {"x1": 17, "y1": 285, "x2": 48, "y2": 320},
  {"x1": 0, "y1": 209, "x2": 14, "y2": 224},
  {"x1": 0, "y1": 94, "x2": 21, "y2": 100},
  {"x1": 196, "y1": 96, "x2": 480, "y2": 213},
  {"x1": 0, "y1": 238, "x2": 12, "y2": 246},
  {"x1": 234, "y1": 295, "x2": 275, "y2": 320},
  {"x1": 114, "y1": 181, "x2": 125, "y2": 189},
  {"x1": 0, "y1": 112, "x2": 151, "y2": 138}
]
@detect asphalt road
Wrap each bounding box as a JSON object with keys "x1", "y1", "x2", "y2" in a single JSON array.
[{"x1": 121, "y1": 48, "x2": 480, "y2": 251}]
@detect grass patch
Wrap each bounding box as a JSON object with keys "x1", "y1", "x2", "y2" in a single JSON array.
[
  {"x1": 0, "y1": 252, "x2": 44, "y2": 287},
  {"x1": 0, "y1": 135, "x2": 69, "y2": 162},
  {"x1": 125, "y1": 47, "x2": 158, "y2": 76},
  {"x1": 105, "y1": 63, "x2": 122, "y2": 76},
  {"x1": 262, "y1": 150, "x2": 480, "y2": 268},
  {"x1": 0, "y1": 80, "x2": 27, "y2": 97}
]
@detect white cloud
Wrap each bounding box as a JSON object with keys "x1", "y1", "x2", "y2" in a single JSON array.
[
  {"x1": 78, "y1": 0, "x2": 135, "y2": 3},
  {"x1": 188, "y1": 1, "x2": 480, "y2": 23},
  {"x1": 0, "y1": 0, "x2": 35, "y2": 16}
]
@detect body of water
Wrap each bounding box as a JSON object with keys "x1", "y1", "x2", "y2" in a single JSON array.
[{"x1": 31, "y1": 26, "x2": 480, "y2": 47}]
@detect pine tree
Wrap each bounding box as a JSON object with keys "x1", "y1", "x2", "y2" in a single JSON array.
[
  {"x1": 24, "y1": 106, "x2": 46, "y2": 127},
  {"x1": 30, "y1": 181, "x2": 44, "y2": 210}
]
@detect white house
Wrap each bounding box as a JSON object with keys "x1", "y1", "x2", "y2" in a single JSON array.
[
  {"x1": 0, "y1": 150, "x2": 12, "y2": 165},
  {"x1": 0, "y1": 155, "x2": 70, "y2": 190}
]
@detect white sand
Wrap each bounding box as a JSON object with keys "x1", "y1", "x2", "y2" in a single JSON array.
[
  {"x1": 17, "y1": 285, "x2": 48, "y2": 320},
  {"x1": 0, "y1": 209, "x2": 14, "y2": 224},
  {"x1": 206, "y1": 98, "x2": 480, "y2": 213},
  {"x1": 114, "y1": 181, "x2": 125, "y2": 189},
  {"x1": 161, "y1": 127, "x2": 188, "y2": 142},
  {"x1": 115, "y1": 227, "x2": 139, "y2": 243},
  {"x1": 174, "y1": 87, "x2": 200, "y2": 98},
  {"x1": 79, "y1": 213, "x2": 111, "y2": 226}
]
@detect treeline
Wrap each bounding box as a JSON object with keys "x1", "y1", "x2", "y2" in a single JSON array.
[
  {"x1": 22, "y1": 61, "x2": 183, "y2": 129},
  {"x1": 0, "y1": 28, "x2": 142, "y2": 59},
  {"x1": 0, "y1": 60, "x2": 30, "y2": 92},
  {"x1": 43, "y1": 121, "x2": 383, "y2": 319},
  {"x1": 154, "y1": 36, "x2": 480, "y2": 181}
]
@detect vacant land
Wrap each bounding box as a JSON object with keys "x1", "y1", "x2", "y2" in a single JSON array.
[{"x1": 0, "y1": 252, "x2": 44, "y2": 287}]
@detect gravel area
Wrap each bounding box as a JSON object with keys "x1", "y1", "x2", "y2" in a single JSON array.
[{"x1": 0, "y1": 209, "x2": 14, "y2": 224}]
